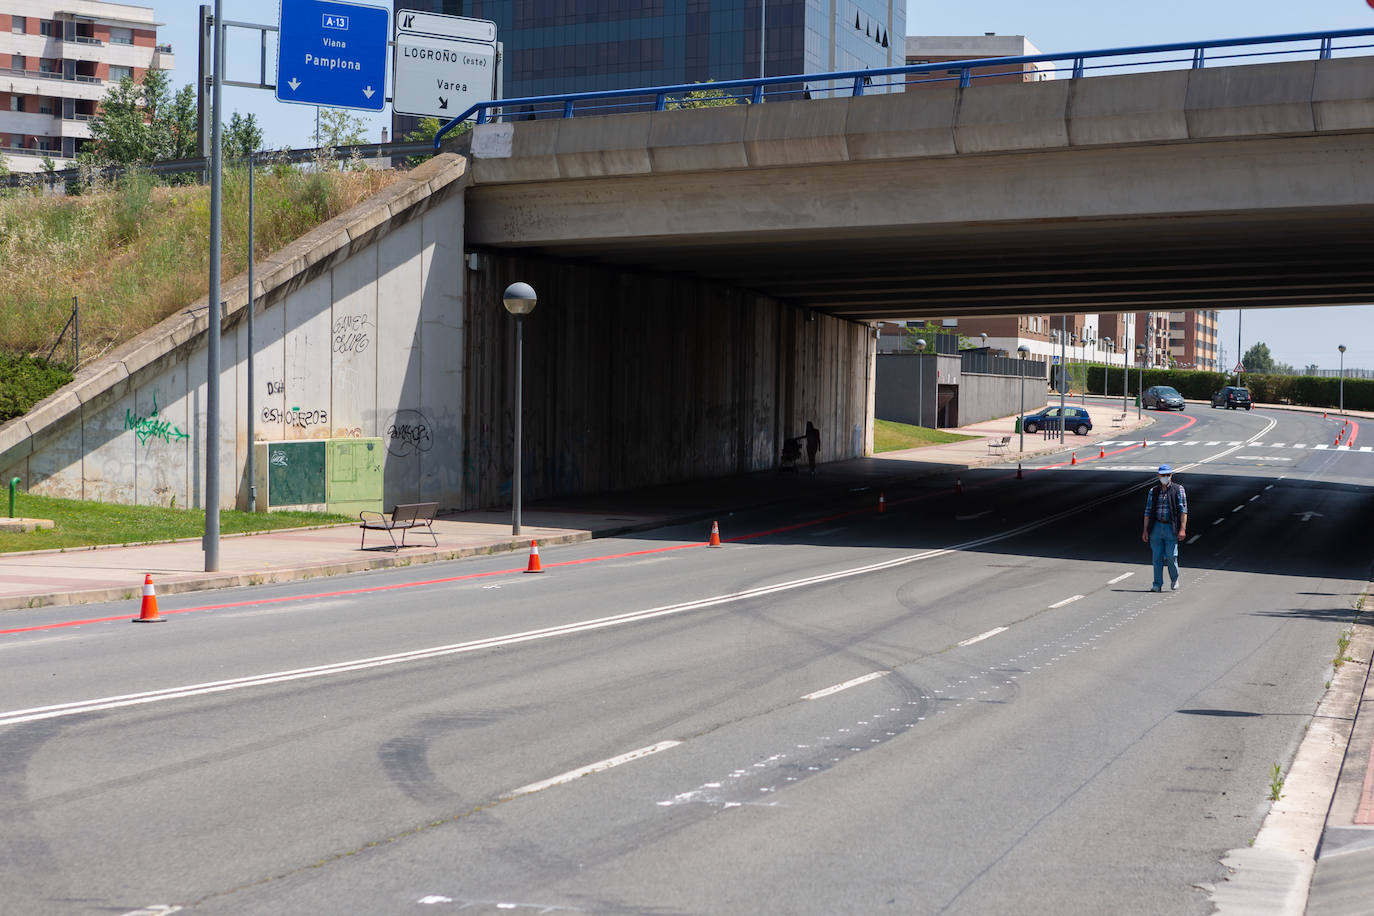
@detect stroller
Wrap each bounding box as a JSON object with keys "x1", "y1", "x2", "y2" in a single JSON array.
[{"x1": 779, "y1": 435, "x2": 804, "y2": 473}]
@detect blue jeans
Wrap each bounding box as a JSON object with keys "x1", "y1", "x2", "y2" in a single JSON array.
[{"x1": 1149, "y1": 525, "x2": 1179, "y2": 588}]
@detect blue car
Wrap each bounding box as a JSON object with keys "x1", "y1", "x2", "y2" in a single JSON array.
[{"x1": 1022, "y1": 405, "x2": 1093, "y2": 436}]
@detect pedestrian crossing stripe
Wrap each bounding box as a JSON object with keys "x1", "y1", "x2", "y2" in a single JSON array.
[{"x1": 1094, "y1": 440, "x2": 1370, "y2": 452}]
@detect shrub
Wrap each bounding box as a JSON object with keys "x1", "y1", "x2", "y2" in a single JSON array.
[{"x1": 0, "y1": 355, "x2": 73, "y2": 423}]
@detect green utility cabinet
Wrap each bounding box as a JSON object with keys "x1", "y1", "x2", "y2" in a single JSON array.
[{"x1": 253, "y1": 438, "x2": 383, "y2": 514}]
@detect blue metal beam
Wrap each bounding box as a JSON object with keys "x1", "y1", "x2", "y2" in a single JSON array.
[{"x1": 435, "y1": 27, "x2": 1374, "y2": 147}]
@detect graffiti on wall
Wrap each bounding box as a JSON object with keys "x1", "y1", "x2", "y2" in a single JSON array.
[
  {"x1": 332, "y1": 314, "x2": 372, "y2": 354},
  {"x1": 263, "y1": 407, "x2": 329, "y2": 429},
  {"x1": 384, "y1": 409, "x2": 433, "y2": 457},
  {"x1": 126, "y1": 391, "x2": 190, "y2": 446}
]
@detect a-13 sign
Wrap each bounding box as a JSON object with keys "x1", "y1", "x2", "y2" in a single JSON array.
[
  {"x1": 393, "y1": 9, "x2": 497, "y2": 120},
  {"x1": 276, "y1": 0, "x2": 389, "y2": 112}
]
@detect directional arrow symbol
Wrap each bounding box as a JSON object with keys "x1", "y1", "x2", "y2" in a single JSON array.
[
  {"x1": 363, "y1": 86, "x2": 375, "y2": 98},
  {"x1": 438, "y1": 96, "x2": 448, "y2": 110},
  {"x1": 288, "y1": 77, "x2": 301, "y2": 91},
  {"x1": 403, "y1": 13, "x2": 415, "y2": 28},
  {"x1": 1296, "y1": 511, "x2": 1324, "y2": 522}
]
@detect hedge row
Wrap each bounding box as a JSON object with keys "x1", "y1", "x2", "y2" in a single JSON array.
[
  {"x1": 0, "y1": 354, "x2": 73, "y2": 423},
  {"x1": 1073, "y1": 364, "x2": 1373, "y2": 412}
]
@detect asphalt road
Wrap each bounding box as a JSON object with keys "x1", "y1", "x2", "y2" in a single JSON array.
[{"x1": 1, "y1": 403, "x2": 1369, "y2": 915}]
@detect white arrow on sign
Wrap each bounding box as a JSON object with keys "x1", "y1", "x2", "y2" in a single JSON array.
[
  {"x1": 363, "y1": 86, "x2": 375, "y2": 98},
  {"x1": 1296, "y1": 511, "x2": 1324, "y2": 522},
  {"x1": 288, "y1": 77, "x2": 301, "y2": 91}
]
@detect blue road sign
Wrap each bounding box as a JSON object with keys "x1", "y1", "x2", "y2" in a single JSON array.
[{"x1": 277, "y1": 0, "x2": 388, "y2": 111}]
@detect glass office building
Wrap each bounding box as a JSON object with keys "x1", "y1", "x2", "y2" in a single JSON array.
[{"x1": 394, "y1": 0, "x2": 903, "y2": 133}]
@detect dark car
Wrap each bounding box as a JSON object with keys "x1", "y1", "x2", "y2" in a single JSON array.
[
  {"x1": 1022, "y1": 405, "x2": 1093, "y2": 436},
  {"x1": 1211, "y1": 386, "x2": 1253, "y2": 410},
  {"x1": 1142, "y1": 385, "x2": 1186, "y2": 410}
]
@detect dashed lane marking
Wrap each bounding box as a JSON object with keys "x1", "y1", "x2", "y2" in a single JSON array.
[{"x1": 802, "y1": 671, "x2": 889, "y2": 699}]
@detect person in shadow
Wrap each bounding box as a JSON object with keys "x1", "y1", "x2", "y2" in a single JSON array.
[{"x1": 805, "y1": 421, "x2": 821, "y2": 477}]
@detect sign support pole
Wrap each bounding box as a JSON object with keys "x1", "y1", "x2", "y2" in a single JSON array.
[{"x1": 204, "y1": 0, "x2": 223, "y2": 571}]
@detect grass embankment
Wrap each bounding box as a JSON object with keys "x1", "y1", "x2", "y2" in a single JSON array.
[
  {"x1": 874, "y1": 418, "x2": 979, "y2": 452},
  {"x1": 0, "y1": 164, "x2": 400, "y2": 414},
  {"x1": 1, "y1": 492, "x2": 351, "y2": 554}
]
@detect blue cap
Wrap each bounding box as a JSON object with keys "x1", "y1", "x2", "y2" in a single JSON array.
[{"x1": 1157, "y1": 464, "x2": 1173, "y2": 474}]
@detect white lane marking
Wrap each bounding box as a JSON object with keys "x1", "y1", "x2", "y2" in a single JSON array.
[
  {"x1": 1315, "y1": 444, "x2": 1329, "y2": 450},
  {"x1": 1049, "y1": 595, "x2": 1084, "y2": 609},
  {"x1": 1108, "y1": 572, "x2": 1133, "y2": 585},
  {"x1": 503, "y1": 740, "x2": 682, "y2": 800},
  {"x1": 417, "y1": 897, "x2": 453, "y2": 905},
  {"x1": 1232, "y1": 506, "x2": 1244, "y2": 513},
  {"x1": 1249, "y1": 494, "x2": 1261, "y2": 502},
  {"x1": 956, "y1": 627, "x2": 1008, "y2": 648},
  {"x1": 1187, "y1": 535, "x2": 1201, "y2": 544},
  {"x1": 118, "y1": 908, "x2": 182, "y2": 916},
  {"x1": 1294, "y1": 443, "x2": 1307, "y2": 448},
  {"x1": 1213, "y1": 518, "x2": 1224, "y2": 526},
  {"x1": 1265, "y1": 485, "x2": 1275, "y2": 490},
  {"x1": 802, "y1": 670, "x2": 889, "y2": 699},
  {"x1": 4, "y1": 487, "x2": 1144, "y2": 728}
]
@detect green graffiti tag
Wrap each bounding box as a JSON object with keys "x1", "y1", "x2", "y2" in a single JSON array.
[{"x1": 126, "y1": 392, "x2": 190, "y2": 446}]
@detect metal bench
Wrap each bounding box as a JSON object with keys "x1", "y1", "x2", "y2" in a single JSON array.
[
  {"x1": 987, "y1": 435, "x2": 1011, "y2": 456},
  {"x1": 359, "y1": 501, "x2": 439, "y2": 551},
  {"x1": 1111, "y1": 413, "x2": 1127, "y2": 428}
]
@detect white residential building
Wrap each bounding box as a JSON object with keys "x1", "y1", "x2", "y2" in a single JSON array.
[{"x1": 1, "y1": 1, "x2": 171, "y2": 173}]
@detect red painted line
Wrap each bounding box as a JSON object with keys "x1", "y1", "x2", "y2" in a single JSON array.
[
  {"x1": 1161, "y1": 413, "x2": 1197, "y2": 436},
  {"x1": 1345, "y1": 419, "x2": 1359, "y2": 447},
  {"x1": 1, "y1": 497, "x2": 917, "y2": 636}
]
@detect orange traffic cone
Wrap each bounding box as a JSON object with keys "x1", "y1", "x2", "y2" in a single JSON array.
[
  {"x1": 1142, "y1": 438, "x2": 1148, "y2": 449},
  {"x1": 1071, "y1": 452, "x2": 1077, "y2": 465},
  {"x1": 524, "y1": 540, "x2": 543, "y2": 573},
  {"x1": 1099, "y1": 445, "x2": 1106, "y2": 458},
  {"x1": 132, "y1": 573, "x2": 164, "y2": 623},
  {"x1": 707, "y1": 520, "x2": 722, "y2": 547},
  {"x1": 878, "y1": 492, "x2": 886, "y2": 513}
]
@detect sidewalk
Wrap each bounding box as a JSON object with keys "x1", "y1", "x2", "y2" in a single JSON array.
[{"x1": 0, "y1": 399, "x2": 1151, "y2": 614}]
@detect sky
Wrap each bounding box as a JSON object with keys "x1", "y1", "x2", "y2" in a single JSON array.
[{"x1": 152, "y1": 1, "x2": 1374, "y2": 372}]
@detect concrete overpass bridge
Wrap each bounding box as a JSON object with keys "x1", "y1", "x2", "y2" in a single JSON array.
[
  {"x1": 6, "y1": 31, "x2": 1374, "y2": 519},
  {"x1": 449, "y1": 32, "x2": 1374, "y2": 320}
]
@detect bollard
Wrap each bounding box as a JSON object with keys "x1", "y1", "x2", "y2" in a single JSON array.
[{"x1": 8, "y1": 477, "x2": 19, "y2": 519}]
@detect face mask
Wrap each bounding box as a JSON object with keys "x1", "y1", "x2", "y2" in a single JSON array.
[{"x1": 1158, "y1": 477, "x2": 1171, "y2": 486}]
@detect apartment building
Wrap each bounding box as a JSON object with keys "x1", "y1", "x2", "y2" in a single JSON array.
[
  {"x1": 0, "y1": 0, "x2": 171, "y2": 173},
  {"x1": 904, "y1": 33, "x2": 1056, "y2": 88},
  {"x1": 1167, "y1": 309, "x2": 1221, "y2": 371}
]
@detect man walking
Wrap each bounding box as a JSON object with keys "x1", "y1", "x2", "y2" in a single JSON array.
[{"x1": 1142, "y1": 464, "x2": 1187, "y2": 592}]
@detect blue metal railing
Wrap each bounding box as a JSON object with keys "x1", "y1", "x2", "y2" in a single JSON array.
[{"x1": 435, "y1": 27, "x2": 1374, "y2": 148}]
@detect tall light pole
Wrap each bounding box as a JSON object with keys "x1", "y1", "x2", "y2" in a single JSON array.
[
  {"x1": 1136, "y1": 343, "x2": 1146, "y2": 419},
  {"x1": 204, "y1": 0, "x2": 224, "y2": 572},
  {"x1": 915, "y1": 338, "x2": 927, "y2": 428},
  {"x1": 1102, "y1": 337, "x2": 1112, "y2": 399},
  {"x1": 1338, "y1": 344, "x2": 1347, "y2": 420},
  {"x1": 504, "y1": 282, "x2": 537, "y2": 536},
  {"x1": 1017, "y1": 344, "x2": 1030, "y2": 451},
  {"x1": 1123, "y1": 321, "x2": 1131, "y2": 416},
  {"x1": 1059, "y1": 316, "x2": 1067, "y2": 442},
  {"x1": 1236, "y1": 309, "x2": 1243, "y2": 382},
  {"x1": 759, "y1": 0, "x2": 766, "y2": 80}
]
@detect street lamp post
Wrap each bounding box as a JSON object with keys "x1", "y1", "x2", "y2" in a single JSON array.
[
  {"x1": 1123, "y1": 325, "x2": 1131, "y2": 416},
  {"x1": 915, "y1": 338, "x2": 927, "y2": 428},
  {"x1": 1339, "y1": 344, "x2": 1347, "y2": 420},
  {"x1": 1135, "y1": 343, "x2": 1146, "y2": 419},
  {"x1": 503, "y1": 282, "x2": 538, "y2": 536},
  {"x1": 1018, "y1": 344, "x2": 1029, "y2": 452},
  {"x1": 1102, "y1": 337, "x2": 1112, "y2": 400}
]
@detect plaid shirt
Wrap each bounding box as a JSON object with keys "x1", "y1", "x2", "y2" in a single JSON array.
[{"x1": 1143, "y1": 483, "x2": 1188, "y2": 534}]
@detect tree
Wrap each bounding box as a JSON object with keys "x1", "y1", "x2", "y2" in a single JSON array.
[
  {"x1": 1242, "y1": 342, "x2": 1276, "y2": 375},
  {"x1": 902, "y1": 320, "x2": 972, "y2": 351},
  {"x1": 402, "y1": 116, "x2": 470, "y2": 165},
  {"x1": 82, "y1": 69, "x2": 196, "y2": 166},
  {"x1": 316, "y1": 108, "x2": 368, "y2": 148},
  {"x1": 224, "y1": 112, "x2": 264, "y2": 160},
  {"x1": 665, "y1": 82, "x2": 745, "y2": 110}
]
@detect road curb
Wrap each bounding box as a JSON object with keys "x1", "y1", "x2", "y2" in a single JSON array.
[{"x1": 1208, "y1": 603, "x2": 1374, "y2": 914}]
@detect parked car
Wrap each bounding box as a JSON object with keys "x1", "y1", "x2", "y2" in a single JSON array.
[
  {"x1": 1211, "y1": 386, "x2": 1253, "y2": 410},
  {"x1": 1022, "y1": 405, "x2": 1093, "y2": 435},
  {"x1": 1142, "y1": 385, "x2": 1186, "y2": 410}
]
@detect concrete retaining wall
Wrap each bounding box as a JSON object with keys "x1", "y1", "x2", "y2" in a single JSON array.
[
  {"x1": 463, "y1": 252, "x2": 874, "y2": 507},
  {"x1": 0, "y1": 156, "x2": 471, "y2": 511}
]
